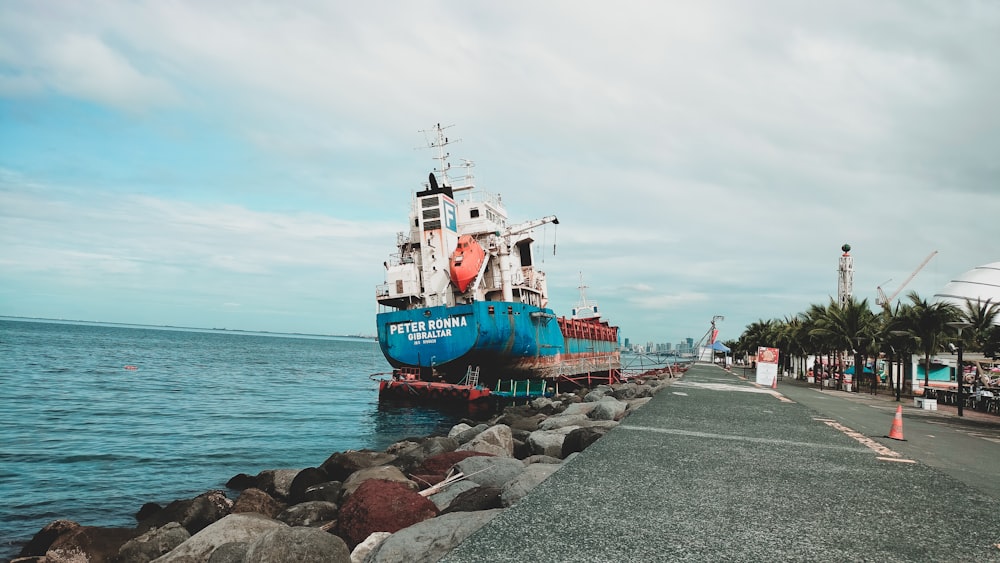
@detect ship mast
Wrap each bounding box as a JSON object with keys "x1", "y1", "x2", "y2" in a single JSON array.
[{"x1": 420, "y1": 123, "x2": 460, "y2": 187}]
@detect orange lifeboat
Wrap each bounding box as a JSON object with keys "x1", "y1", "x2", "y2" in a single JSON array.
[{"x1": 449, "y1": 234, "x2": 485, "y2": 292}]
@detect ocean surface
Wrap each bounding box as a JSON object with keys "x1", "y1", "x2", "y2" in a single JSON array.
[{"x1": 0, "y1": 318, "x2": 474, "y2": 559}]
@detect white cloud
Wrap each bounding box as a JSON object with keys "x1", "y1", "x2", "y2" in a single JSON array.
[{"x1": 1, "y1": 1, "x2": 999, "y2": 341}]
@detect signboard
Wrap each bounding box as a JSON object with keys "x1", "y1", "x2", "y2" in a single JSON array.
[{"x1": 756, "y1": 346, "x2": 780, "y2": 387}]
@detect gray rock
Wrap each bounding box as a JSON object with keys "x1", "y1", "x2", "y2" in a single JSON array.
[
  {"x1": 583, "y1": 385, "x2": 613, "y2": 402},
  {"x1": 526, "y1": 427, "x2": 579, "y2": 458},
  {"x1": 537, "y1": 413, "x2": 590, "y2": 431},
  {"x1": 138, "y1": 490, "x2": 234, "y2": 535},
  {"x1": 257, "y1": 469, "x2": 301, "y2": 502},
  {"x1": 454, "y1": 456, "x2": 525, "y2": 488},
  {"x1": 500, "y1": 463, "x2": 560, "y2": 507},
  {"x1": 455, "y1": 424, "x2": 513, "y2": 457},
  {"x1": 363, "y1": 509, "x2": 503, "y2": 563},
  {"x1": 117, "y1": 522, "x2": 190, "y2": 563},
  {"x1": 152, "y1": 513, "x2": 286, "y2": 563},
  {"x1": 441, "y1": 486, "x2": 502, "y2": 514},
  {"x1": 590, "y1": 398, "x2": 627, "y2": 421},
  {"x1": 529, "y1": 397, "x2": 556, "y2": 410},
  {"x1": 449, "y1": 423, "x2": 489, "y2": 445},
  {"x1": 302, "y1": 481, "x2": 343, "y2": 503},
  {"x1": 231, "y1": 488, "x2": 284, "y2": 519},
  {"x1": 561, "y1": 402, "x2": 597, "y2": 416},
  {"x1": 349, "y1": 532, "x2": 391, "y2": 563},
  {"x1": 561, "y1": 426, "x2": 609, "y2": 457},
  {"x1": 427, "y1": 480, "x2": 479, "y2": 511},
  {"x1": 447, "y1": 423, "x2": 472, "y2": 438},
  {"x1": 276, "y1": 501, "x2": 339, "y2": 527},
  {"x1": 244, "y1": 526, "x2": 350, "y2": 563}
]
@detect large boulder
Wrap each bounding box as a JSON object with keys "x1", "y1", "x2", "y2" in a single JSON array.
[
  {"x1": 231, "y1": 488, "x2": 285, "y2": 519},
  {"x1": 252, "y1": 470, "x2": 301, "y2": 502},
  {"x1": 43, "y1": 525, "x2": 137, "y2": 563},
  {"x1": 302, "y1": 481, "x2": 343, "y2": 503},
  {"x1": 321, "y1": 451, "x2": 397, "y2": 482},
  {"x1": 455, "y1": 424, "x2": 514, "y2": 457},
  {"x1": 426, "y1": 480, "x2": 479, "y2": 512},
  {"x1": 526, "y1": 427, "x2": 579, "y2": 458},
  {"x1": 115, "y1": 522, "x2": 190, "y2": 563},
  {"x1": 349, "y1": 531, "x2": 391, "y2": 563},
  {"x1": 440, "y1": 486, "x2": 503, "y2": 514},
  {"x1": 276, "y1": 501, "x2": 339, "y2": 528},
  {"x1": 493, "y1": 412, "x2": 547, "y2": 432},
  {"x1": 363, "y1": 509, "x2": 503, "y2": 563},
  {"x1": 243, "y1": 526, "x2": 350, "y2": 563},
  {"x1": 453, "y1": 456, "x2": 524, "y2": 488},
  {"x1": 448, "y1": 423, "x2": 489, "y2": 444},
  {"x1": 561, "y1": 426, "x2": 609, "y2": 457},
  {"x1": 500, "y1": 463, "x2": 560, "y2": 507},
  {"x1": 288, "y1": 467, "x2": 330, "y2": 504},
  {"x1": 590, "y1": 398, "x2": 627, "y2": 421},
  {"x1": 561, "y1": 402, "x2": 597, "y2": 416},
  {"x1": 17, "y1": 519, "x2": 81, "y2": 558},
  {"x1": 137, "y1": 490, "x2": 233, "y2": 535},
  {"x1": 337, "y1": 479, "x2": 439, "y2": 549},
  {"x1": 341, "y1": 466, "x2": 417, "y2": 499},
  {"x1": 537, "y1": 413, "x2": 590, "y2": 431},
  {"x1": 583, "y1": 385, "x2": 613, "y2": 402},
  {"x1": 152, "y1": 513, "x2": 286, "y2": 563}
]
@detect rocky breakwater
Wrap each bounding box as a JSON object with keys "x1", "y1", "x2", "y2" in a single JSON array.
[{"x1": 13, "y1": 375, "x2": 676, "y2": 563}]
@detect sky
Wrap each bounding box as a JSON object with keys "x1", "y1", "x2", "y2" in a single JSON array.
[{"x1": 1, "y1": 1, "x2": 998, "y2": 346}]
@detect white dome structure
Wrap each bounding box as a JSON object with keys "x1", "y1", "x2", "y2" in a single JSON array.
[{"x1": 934, "y1": 262, "x2": 1000, "y2": 324}]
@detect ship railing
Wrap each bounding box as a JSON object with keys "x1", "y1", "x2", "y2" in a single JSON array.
[{"x1": 553, "y1": 354, "x2": 625, "y2": 387}]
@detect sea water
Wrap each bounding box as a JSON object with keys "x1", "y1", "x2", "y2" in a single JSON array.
[{"x1": 0, "y1": 318, "x2": 469, "y2": 559}]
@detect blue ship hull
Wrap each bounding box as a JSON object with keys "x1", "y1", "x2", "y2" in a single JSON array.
[{"x1": 377, "y1": 301, "x2": 565, "y2": 382}]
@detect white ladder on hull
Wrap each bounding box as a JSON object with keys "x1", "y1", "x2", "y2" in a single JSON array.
[{"x1": 463, "y1": 365, "x2": 480, "y2": 387}]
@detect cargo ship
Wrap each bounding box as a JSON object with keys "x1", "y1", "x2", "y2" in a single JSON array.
[{"x1": 374, "y1": 124, "x2": 621, "y2": 401}]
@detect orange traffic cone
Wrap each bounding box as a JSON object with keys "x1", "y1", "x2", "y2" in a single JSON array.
[
  {"x1": 887, "y1": 404, "x2": 905, "y2": 440},
  {"x1": 771, "y1": 374, "x2": 778, "y2": 389}
]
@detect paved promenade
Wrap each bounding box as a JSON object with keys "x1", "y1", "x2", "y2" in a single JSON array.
[{"x1": 443, "y1": 363, "x2": 1000, "y2": 562}]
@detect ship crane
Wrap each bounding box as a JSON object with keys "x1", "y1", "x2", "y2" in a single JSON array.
[
  {"x1": 876, "y1": 250, "x2": 938, "y2": 312},
  {"x1": 498, "y1": 215, "x2": 559, "y2": 302}
]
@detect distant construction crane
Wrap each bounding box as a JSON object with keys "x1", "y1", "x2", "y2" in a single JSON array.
[{"x1": 876, "y1": 250, "x2": 938, "y2": 312}]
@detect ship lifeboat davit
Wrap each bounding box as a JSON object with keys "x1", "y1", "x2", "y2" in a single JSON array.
[{"x1": 449, "y1": 234, "x2": 485, "y2": 293}]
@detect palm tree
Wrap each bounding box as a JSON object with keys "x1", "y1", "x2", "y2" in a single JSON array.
[
  {"x1": 809, "y1": 297, "x2": 879, "y2": 391},
  {"x1": 959, "y1": 298, "x2": 1000, "y2": 352},
  {"x1": 802, "y1": 302, "x2": 835, "y2": 385},
  {"x1": 779, "y1": 315, "x2": 809, "y2": 379},
  {"x1": 899, "y1": 291, "x2": 960, "y2": 390},
  {"x1": 740, "y1": 319, "x2": 776, "y2": 364}
]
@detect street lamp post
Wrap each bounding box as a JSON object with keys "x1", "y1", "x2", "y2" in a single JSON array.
[
  {"x1": 947, "y1": 321, "x2": 973, "y2": 417},
  {"x1": 852, "y1": 337, "x2": 866, "y2": 394},
  {"x1": 888, "y1": 344, "x2": 896, "y2": 401}
]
